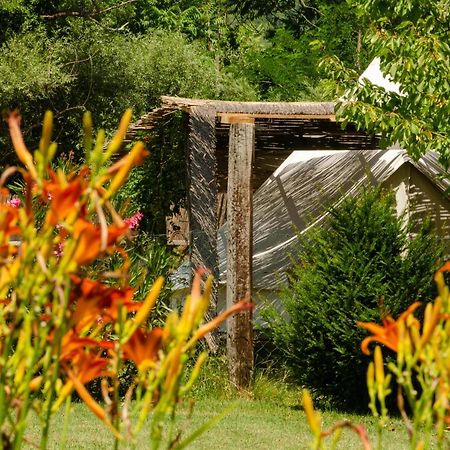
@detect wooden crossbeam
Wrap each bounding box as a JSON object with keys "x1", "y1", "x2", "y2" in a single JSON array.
[{"x1": 218, "y1": 112, "x2": 336, "y2": 124}]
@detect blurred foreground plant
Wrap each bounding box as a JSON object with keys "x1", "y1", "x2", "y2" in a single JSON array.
[
  {"x1": 0, "y1": 110, "x2": 251, "y2": 449},
  {"x1": 303, "y1": 263, "x2": 450, "y2": 450}
]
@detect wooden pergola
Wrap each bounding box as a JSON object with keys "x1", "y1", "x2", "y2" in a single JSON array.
[{"x1": 126, "y1": 96, "x2": 380, "y2": 388}]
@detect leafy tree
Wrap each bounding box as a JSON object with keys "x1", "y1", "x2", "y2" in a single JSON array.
[
  {"x1": 226, "y1": 1, "x2": 365, "y2": 100},
  {"x1": 0, "y1": 26, "x2": 254, "y2": 152},
  {"x1": 131, "y1": 0, "x2": 204, "y2": 36},
  {"x1": 225, "y1": 0, "x2": 322, "y2": 33},
  {"x1": 262, "y1": 188, "x2": 443, "y2": 410},
  {"x1": 331, "y1": 0, "x2": 450, "y2": 164}
]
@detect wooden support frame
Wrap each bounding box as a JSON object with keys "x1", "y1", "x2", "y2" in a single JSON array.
[
  {"x1": 226, "y1": 121, "x2": 255, "y2": 388},
  {"x1": 126, "y1": 96, "x2": 382, "y2": 388}
]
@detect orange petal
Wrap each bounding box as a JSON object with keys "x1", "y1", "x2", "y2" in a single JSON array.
[
  {"x1": 66, "y1": 368, "x2": 107, "y2": 422},
  {"x1": 6, "y1": 112, "x2": 38, "y2": 180},
  {"x1": 356, "y1": 321, "x2": 386, "y2": 335},
  {"x1": 436, "y1": 262, "x2": 450, "y2": 273},
  {"x1": 398, "y1": 301, "x2": 421, "y2": 321},
  {"x1": 361, "y1": 336, "x2": 397, "y2": 355}
]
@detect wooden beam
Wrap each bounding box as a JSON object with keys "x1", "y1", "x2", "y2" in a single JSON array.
[
  {"x1": 219, "y1": 114, "x2": 255, "y2": 124},
  {"x1": 226, "y1": 122, "x2": 255, "y2": 388},
  {"x1": 218, "y1": 112, "x2": 336, "y2": 123}
]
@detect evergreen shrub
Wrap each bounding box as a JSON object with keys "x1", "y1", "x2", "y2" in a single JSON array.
[{"x1": 262, "y1": 188, "x2": 443, "y2": 410}]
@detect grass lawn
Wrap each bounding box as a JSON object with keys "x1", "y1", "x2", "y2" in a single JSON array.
[
  {"x1": 24, "y1": 395, "x2": 413, "y2": 449},
  {"x1": 20, "y1": 356, "x2": 424, "y2": 449}
]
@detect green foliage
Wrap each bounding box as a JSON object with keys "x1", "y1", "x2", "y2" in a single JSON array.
[
  {"x1": 229, "y1": 27, "x2": 320, "y2": 101},
  {"x1": 225, "y1": 0, "x2": 321, "y2": 33},
  {"x1": 227, "y1": 1, "x2": 364, "y2": 101},
  {"x1": 263, "y1": 188, "x2": 443, "y2": 410},
  {"x1": 115, "y1": 111, "x2": 187, "y2": 234},
  {"x1": 128, "y1": 234, "x2": 177, "y2": 326},
  {"x1": 332, "y1": 0, "x2": 450, "y2": 165},
  {"x1": 132, "y1": 0, "x2": 204, "y2": 36},
  {"x1": 0, "y1": 25, "x2": 255, "y2": 165},
  {"x1": 0, "y1": 31, "x2": 72, "y2": 162},
  {"x1": 314, "y1": 2, "x2": 368, "y2": 71}
]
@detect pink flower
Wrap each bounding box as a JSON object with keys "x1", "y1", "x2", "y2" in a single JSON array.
[
  {"x1": 54, "y1": 242, "x2": 64, "y2": 258},
  {"x1": 124, "y1": 212, "x2": 144, "y2": 230},
  {"x1": 7, "y1": 196, "x2": 21, "y2": 208}
]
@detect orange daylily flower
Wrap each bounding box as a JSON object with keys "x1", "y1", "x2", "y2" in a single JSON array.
[
  {"x1": 123, "y1": 328, "x2": 163, "y2": 369},
  {"x1": 0, "y1": 204, "x2": 20, "y2": 237},
  {"x1": 357, "y1": 302, "x2": 421, "y2": 355},
  {"x1": 65, "y1": 367, "x2": 109, "y2": 423},
  {"x1": 70, "y1": 276, "x2": 138, "y2": 330},
  {"x1": 0, "y1": 204, "x2": 21, "y2": 257},
  {"x1": 64, "y1": 363, "x2": 121, "y2": 439},
  {"x1": 65, "y1": 351, "x2": 111, "y2": 384},
  {"x1": 71, "y1": 218, "x2": 128, "y2": 265},
  {"x1": 59, "y1": 329, "x2": 114, "y2": 361},
  {"x1": 60, "y1": 349, "x2": 113, "y2": 429},
  {"x1": 42, "y1": 169, "x2": 88, "y2": 226},
  {"x1": 51, "y1": 330, "x2": 113, "y2": 417},
  {"x1": 0, "y1": 188, "x2": 9, "y2": 203}
]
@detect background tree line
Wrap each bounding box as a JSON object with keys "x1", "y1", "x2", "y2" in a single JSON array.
[
  {"x1": 1, "y1": 0, "x2": 447, "y2": 233},
  {"x1": 0, "y1": 0, "x2": 365, "y2": 155}
]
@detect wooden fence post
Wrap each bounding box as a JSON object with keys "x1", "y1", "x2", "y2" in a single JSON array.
[{"x1": 226, "y1": 120, "x2": 255, "y2": 388}]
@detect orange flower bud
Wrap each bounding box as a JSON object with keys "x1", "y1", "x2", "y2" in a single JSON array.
[{"x1": 6, "y1": 111, "x2": 38, "y2": 180}]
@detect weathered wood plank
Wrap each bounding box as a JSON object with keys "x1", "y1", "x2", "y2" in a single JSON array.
[
  {"x1": 226, "y1": 122, "x2": 255, "y2": 388},
  {"x1": 218, "y1": 112, "x2": 336, "y2": 123},
  {"x1": 161, "y1": 95, "x2": 336, "y2": 115}
]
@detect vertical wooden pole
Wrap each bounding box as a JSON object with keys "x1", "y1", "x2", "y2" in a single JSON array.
[
  {"x1": 226, "y1": 121, "x2": 255, "y2": 389},
  {"x1": 187, "y1": 106, "x2": 219, "y2": 352}
]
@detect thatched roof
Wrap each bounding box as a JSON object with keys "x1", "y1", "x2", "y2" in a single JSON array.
[{"x1": 216, "y1": 150, "x2": 450, "y2": 290}]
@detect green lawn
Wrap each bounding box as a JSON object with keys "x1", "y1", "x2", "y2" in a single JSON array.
[
  {"x1": 24, "y1": 397, "x2": 413, "y2": 449},
  {"x1": 19, "y1": 358, "x2": 423, "y2": 449}
]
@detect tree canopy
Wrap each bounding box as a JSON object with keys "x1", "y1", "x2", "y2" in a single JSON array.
[
  {"x1": 334, "y1": 0, "x2": 450, "y2": 165},
  {"x1": 0, "y1": 0, "x2": 364, "y2": 152}
]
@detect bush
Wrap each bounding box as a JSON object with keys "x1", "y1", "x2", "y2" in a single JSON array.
[
  {"x1": 304, "y1": 267, "x2": 450, "y2": 449},
  {"x1": 263, "y1": 188, "x2": 444, "y2": 410}
]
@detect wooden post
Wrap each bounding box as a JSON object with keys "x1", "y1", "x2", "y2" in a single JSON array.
[
  {"x1": 226, "y1": 121, "x2": 255, "y2": 388},
  {"x1": 187, "y1": 106, "x2": 220, "y2": 352}
]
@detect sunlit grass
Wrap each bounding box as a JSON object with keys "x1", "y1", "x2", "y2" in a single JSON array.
[
  {"x1": 24, "y1": 397, "x2": 412, "y2": 449},
  {"x1": 23, "y1": 358, "x2": 414, "y2": 449}
]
